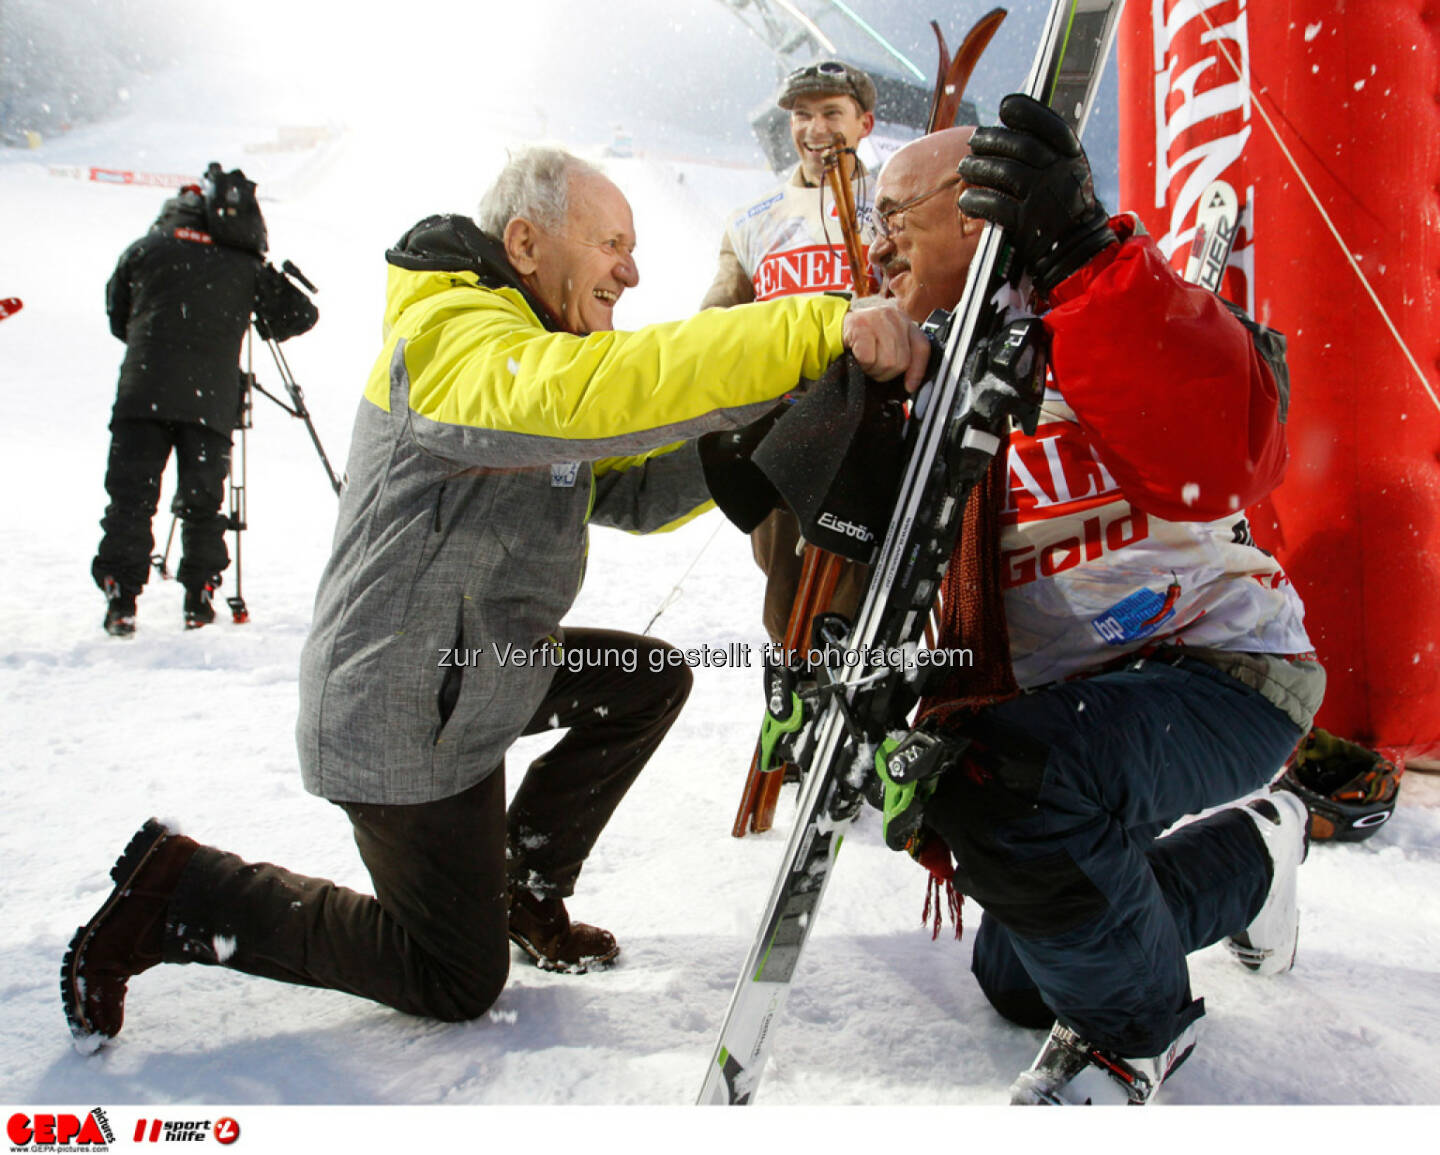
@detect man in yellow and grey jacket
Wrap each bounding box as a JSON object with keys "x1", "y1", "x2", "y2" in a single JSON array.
[{"x1": 62, "y1": 146, "x2": 929, "y2": 1046}]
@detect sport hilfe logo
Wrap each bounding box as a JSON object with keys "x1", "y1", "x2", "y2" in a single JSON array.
[{"x1": 132, "y1": 1118, "x2": 240, "y2": 1144}]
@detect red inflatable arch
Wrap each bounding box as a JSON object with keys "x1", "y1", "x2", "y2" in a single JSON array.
[{"x1": 1117, "y1": 0, "x2": 1440, "y2": 765}]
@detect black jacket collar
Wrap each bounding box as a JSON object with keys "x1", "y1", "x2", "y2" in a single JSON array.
[{"x1": 386, "y1": 213, "x2": 558, "y2": 330}]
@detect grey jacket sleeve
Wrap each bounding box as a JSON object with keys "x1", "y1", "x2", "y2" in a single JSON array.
[{"x1": 589, "y1": 442, "x2": 713, "y2": 534}]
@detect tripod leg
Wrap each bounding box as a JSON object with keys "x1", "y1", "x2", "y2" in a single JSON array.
[
  {"x1": 265, "y1": 336, "x2": 343, "y2": 495},
  {"x1": 226, "y1": 406, "x2": 249, "y2": 624},
  {"x1": 150, "y1": 515, "x2": 179, "y2": 580}
]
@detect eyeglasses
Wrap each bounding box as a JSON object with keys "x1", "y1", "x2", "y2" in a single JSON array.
[{"x1": 863, "y1": 176, "x2": 964, "y2": 244}]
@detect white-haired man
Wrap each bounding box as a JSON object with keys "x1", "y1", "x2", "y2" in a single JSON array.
[{"x1": 61, "y1": 147, "x2": 929, "y2": 1044}]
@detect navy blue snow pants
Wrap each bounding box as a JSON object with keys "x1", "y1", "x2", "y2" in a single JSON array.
[{"x1": 922, "y1": 654, "x2": 1302, "y2": 1058}]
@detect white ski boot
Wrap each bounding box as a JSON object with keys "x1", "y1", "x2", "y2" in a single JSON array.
[
  {"x1": 1226, "y1": 790, "x2": 1309, "y2": 975},
  {"x1": 1010, "y1": 1020, "x2": 1198, "y2": 1106}
]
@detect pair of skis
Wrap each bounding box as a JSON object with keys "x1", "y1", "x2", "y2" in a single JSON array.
[
  {"x1": 700, "y1": 0, "x2": 1127, "y2": 1106},
  {"x1": 729, "y1": 7, "x2": 1011, "y2": 840},
  {"x1": 731, "y1": 118, "x2": 876, "y2": 839}
]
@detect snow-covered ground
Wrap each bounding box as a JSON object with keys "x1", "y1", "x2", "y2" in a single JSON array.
[{"x1": 2, "y1": 19, "x2": 1439, "y2": 1142}]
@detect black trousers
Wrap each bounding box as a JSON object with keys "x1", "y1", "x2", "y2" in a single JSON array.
[
  {"x1": 92, "y1": 418, "x2": 232, "y2": 595},
  {"x1": 164, "y1": 630, "x2": 692, "y2": 1021}
]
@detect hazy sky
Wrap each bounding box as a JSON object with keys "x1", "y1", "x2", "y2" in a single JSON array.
[
  {"x1": 190, "y1": 0, "x2": 1114, "y2": 159},
  {"x1": 7, "y1": 1, "x2": 1114, "y2": 193}
]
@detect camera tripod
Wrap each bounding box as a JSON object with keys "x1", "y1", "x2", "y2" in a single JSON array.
[{"x1": 151, "y1": 310, "x2": 341, "y2": 622}]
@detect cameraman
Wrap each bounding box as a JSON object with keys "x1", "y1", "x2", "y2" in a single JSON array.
[{"x1": 93, "y1": 165, "x2": 317, "y2": 635}]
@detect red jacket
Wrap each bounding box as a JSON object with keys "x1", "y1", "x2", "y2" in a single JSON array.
[{"x1": 1044, "y1": 221, "x2": 1288, "y2": 522}]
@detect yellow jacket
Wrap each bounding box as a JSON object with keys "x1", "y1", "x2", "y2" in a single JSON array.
[{"x1": 298, "y1": 213, "x2": 848, "y2": 804}]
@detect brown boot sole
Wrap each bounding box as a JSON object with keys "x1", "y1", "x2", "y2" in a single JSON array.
[
  {"x1": 507, "y1": 929, "x2": 620, "y2": 975},
  {"x1": 60, "y1": 818, "x2": 172, "y2": 1047}
]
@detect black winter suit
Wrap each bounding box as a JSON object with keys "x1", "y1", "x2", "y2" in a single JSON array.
[{"x1": 93, "y1": 192, "x2": 316, "y2": 596}]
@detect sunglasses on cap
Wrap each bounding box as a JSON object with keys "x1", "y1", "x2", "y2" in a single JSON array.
[{"x1": 785, "y1": 60, "x2": 865, "y2": 105}]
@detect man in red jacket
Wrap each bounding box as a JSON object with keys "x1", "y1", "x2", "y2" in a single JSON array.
[{"x1": 866, "y1": 104, "x2": 1323, "y2": 1105}]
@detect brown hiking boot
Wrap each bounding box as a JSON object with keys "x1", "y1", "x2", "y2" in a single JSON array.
[
  {"x1": 508, "y1": 892, "x2": 619, "y2": 974},
  {"x1": 60, "y1": 819, "x2": 200, "y2": 1051}
]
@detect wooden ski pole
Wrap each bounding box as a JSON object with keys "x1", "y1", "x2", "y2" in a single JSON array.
[
  {"x1": 731, "y1": 544, "x2": 843, "y2": 836},
  {"x1": 927, "y1": 9, "x2": 1009, "y2": 133},
  {"x1": 731, "y1": 137, "x2": 872, "y2": 837},
  {"x1": 732, "y1": 10, "x2": 1011, "y2": 838},
  {"x1": 748, "y1": 551, "x2": 844, "y2": 832}
]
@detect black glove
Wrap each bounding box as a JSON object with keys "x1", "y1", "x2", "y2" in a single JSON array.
[
  {"x1": 958, "y1": 92, "x2": 1117, "y2": 295},
  {"x1": 697, "y1": 402, "x2": 787, "y2": 533}
]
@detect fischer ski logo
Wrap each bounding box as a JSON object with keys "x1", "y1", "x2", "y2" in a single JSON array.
[
  {"x1": 817, "y1": 511, "x2": 875, "y2": 543},
  {"x1": 1148, "y1": 0, "x2": 1254, "y2": 305},
  {"x1": 1183, "y1": 180, "x2": 1240, "y2": 293}
]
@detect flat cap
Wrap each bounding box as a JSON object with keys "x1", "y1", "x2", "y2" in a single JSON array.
[{"x1": 777, "y1": 59, "x2": 877, "y2": 113}]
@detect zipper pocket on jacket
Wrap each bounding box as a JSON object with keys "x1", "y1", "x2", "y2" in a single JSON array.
[{"x1": 432, "y1": 480, "x2": 448, "y2": 532}]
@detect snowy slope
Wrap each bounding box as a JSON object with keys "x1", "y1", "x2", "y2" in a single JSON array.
[{"x1": 2, "y1": 38, "x2": 1440, "y2": 1126}]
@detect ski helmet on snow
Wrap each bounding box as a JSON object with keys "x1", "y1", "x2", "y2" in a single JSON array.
[{"x1": 1275, "y1": 728, "x2": 1400, "y2": 843}]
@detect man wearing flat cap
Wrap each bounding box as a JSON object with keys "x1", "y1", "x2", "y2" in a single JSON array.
[{"x1": 702, "y1": 58, "x2": 878, "y2": 643}]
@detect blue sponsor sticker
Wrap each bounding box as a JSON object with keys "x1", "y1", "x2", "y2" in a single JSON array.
[
  {"x1": 551, "y1": 461, "x2": 580, "y2": 488},
  {"x1": 744, "y1": 192, "x2": 784, "y2": 220},
  {"x1": 1091, "y1": 586, "x2": 1175, "y2": 645}
]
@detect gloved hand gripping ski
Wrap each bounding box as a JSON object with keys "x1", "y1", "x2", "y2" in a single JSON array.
[{"x1": 958, "y1": 93, "x2": 1117, "y2": 295}]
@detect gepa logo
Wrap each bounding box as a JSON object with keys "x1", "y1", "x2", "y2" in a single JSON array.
[{"x1": 7, "y1": 1109, "x2": 113, "y2": 1149}]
